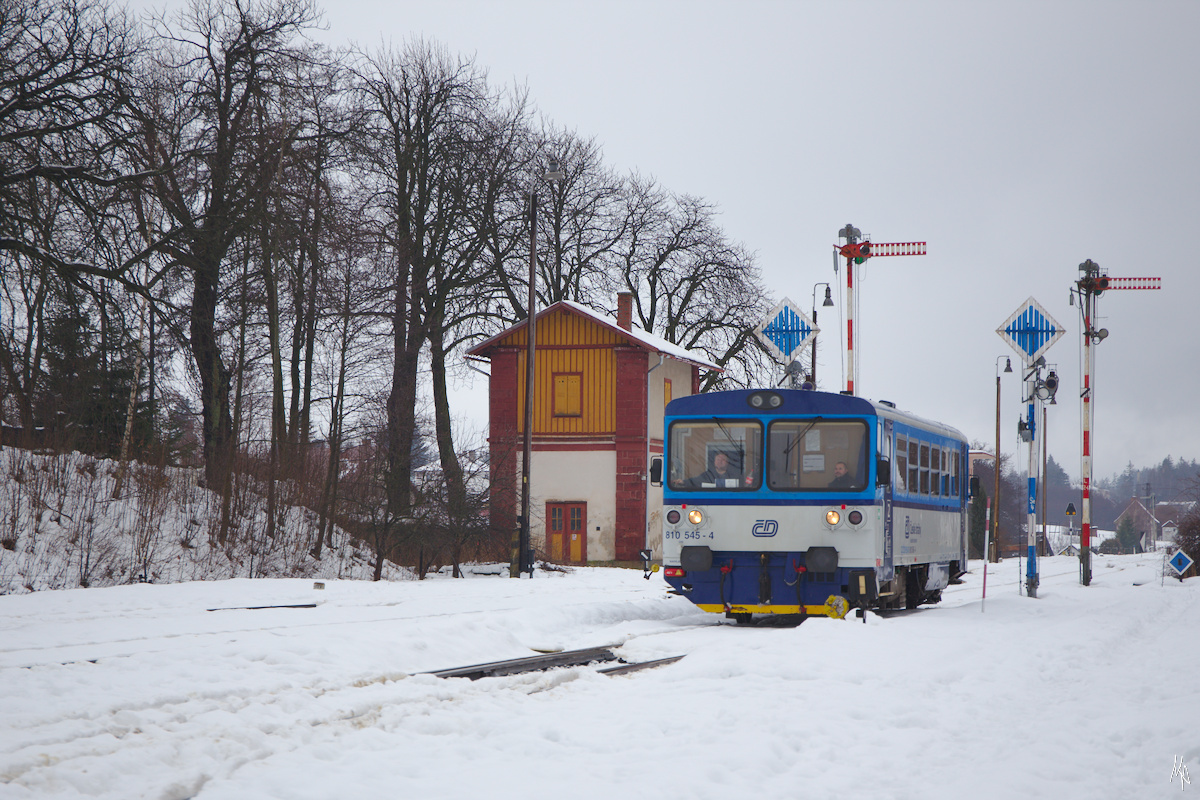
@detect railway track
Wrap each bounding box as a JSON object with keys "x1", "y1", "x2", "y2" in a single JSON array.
[{"x1": 427, "y1": 646, "x2": 685, "y2": 680}]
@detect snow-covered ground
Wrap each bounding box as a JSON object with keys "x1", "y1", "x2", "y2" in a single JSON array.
[{"x1": 1, "y1": 553, "x2": 1196, "y2": 799}]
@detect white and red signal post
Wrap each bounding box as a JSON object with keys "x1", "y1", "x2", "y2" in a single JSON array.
[
  {"x1": 834, "y1": 225, "x2": 926, "y2": 395},
  {"x1": 1072, "y1": 261, "x2": 1161, "y2": 586}
]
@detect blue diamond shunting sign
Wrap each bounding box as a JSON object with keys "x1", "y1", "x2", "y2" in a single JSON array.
[
  {"x1": 755, "y1": 298, "x2": 819, "y2": 363},
  {"x1": 1168, "y1": 549, "x2": 1194, "y2": 577},
  {"x1": 997, "y1": 296, "x2": 1064, "y2": 365}
]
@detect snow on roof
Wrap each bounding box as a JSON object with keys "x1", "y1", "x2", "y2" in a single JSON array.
[{"x1": 468, "y1": 300, "x2": 723, "y2": 372}]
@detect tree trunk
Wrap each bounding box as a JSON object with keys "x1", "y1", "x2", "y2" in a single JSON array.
[
  {"x1": 314, "y1": 282, "x2": 351, "y2": 559},
  {"x1": 112, "y1": 310, "x2": 147, "y2": 499},
  {"x1": 190, "y1": 260, "x2": 234, "y2": 491},
  {"x1": 385, "y1": 236, "x2": 421, "y2": 518},
  {"x1": 428, "y1": 314, "x2": 467, "y2": 518}
]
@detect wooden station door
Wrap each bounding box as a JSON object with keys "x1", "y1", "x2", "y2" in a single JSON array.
[{"x1": 546, "y1": 502, "x2": 587, "y2": 564}]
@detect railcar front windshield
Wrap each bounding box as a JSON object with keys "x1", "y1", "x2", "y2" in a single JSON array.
[
  {"x1": 667, "y1": 419, "x2": 762, "y2": 491},
  {"x1": 767, "y1": 419, "x2": 869, "y2": 491}
]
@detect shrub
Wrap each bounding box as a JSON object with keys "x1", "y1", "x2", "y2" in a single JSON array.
[{"x1": 1173, "y1": 511, "x2": 1200, "y2": 578}]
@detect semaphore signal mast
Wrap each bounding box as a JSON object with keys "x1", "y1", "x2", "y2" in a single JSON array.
[
  {"x1": 1071, "y1": 259, "x2": 1161, "y2": 586},
  {"x1": 834, "y1": 224, "x2": 926, "y2": 395}
]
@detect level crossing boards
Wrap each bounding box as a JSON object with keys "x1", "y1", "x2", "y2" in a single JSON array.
[
  {"x1": 755, "y1": 297, "x2": 819, "y2": 363},
  {"x1": 1168, "y1": 549, "x2": 1194, "y2": 578},
  {"x1": 996, "y1": 297, "x2": 1065, "y2": 365}
]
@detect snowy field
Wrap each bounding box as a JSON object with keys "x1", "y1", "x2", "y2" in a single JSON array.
[{"x1": 1, "y1": 553, "x2": 1196, "y2": 799}]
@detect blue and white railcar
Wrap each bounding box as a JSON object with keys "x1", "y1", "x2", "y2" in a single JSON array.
[{"x1": 657, "y1": 389, "x2": 969, "y2": 621}]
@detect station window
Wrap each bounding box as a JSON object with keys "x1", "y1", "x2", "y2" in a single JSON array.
[{"x1": 553, "y1": 373, "x2": 582, "y2": 417}]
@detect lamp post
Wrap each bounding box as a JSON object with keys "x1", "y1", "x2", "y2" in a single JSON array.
[
  {"x1": 993, "y1": 356, "x2": 1012, "y2": 562},
  {"x1": 811, "y1": 283, "x2": 833, "y2": 388},
  {"x1": 512, "y1": 157, "x2": 564, "y2": 579}
]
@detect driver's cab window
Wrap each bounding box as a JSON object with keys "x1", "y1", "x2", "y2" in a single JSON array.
[
  {"x1": 767, "y1": 419, "x2": 869, "y2": 491},
  {"x1": 667, "y1": 420, "x2": 762, "y2": 490}
]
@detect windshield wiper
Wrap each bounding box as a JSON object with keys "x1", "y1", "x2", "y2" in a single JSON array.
[
  {"x1": 782, "y1": 416, "x2": 823, "y2": 459},
  {"x1": 711, "y1": 416, "x2": 744, "y2": 462}
]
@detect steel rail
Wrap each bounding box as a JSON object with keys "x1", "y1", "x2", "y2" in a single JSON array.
[
  {"x1": 427, "y1": 646, "x2": 620, "y2": 680},
  {"x1": 428, "y1": 646, "x2": 685, "y2": 680}
]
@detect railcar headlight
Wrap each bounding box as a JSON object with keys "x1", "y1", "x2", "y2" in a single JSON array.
[
  {"x1": 826, "y1": 509, "x2": 841, "y2": 526},
  {"x1": 688, "y1": 508, "x2": 704, "y2": 526},
  {"x1": 666, "y1": 509, "x2": 681, "y2": 524},
  {"x1": 747, "y1": 391, "x2": 783, "y2": 410},
  {"x1": 848, "y1": 510, "x2": 863, "y2": 525}
]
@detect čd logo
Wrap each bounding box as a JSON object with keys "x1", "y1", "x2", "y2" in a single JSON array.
[{"x1": 752, "y1": 520, "x2": 778, "y2": 537}]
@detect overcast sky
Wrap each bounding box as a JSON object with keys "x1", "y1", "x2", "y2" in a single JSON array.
[{"x1": 150, "y1": 0, "x2": 1200, "y2": 493}]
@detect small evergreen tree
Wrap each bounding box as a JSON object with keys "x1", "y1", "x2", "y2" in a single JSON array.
[{"x1": 1115, "y1": 516, "x2": 1142, "y2": 553}]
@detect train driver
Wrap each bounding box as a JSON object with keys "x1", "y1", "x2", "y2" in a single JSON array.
[
  {"x1": 828, "y1": 460, "x2": 856, "y2": 489},
  {"x1": 692, "y1": 451, "x2": 742, "y2": 488}
]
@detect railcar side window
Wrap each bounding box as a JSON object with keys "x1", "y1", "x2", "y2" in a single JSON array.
[
  {"x1": 895, "y1": 436, "x2": 908, "y2": 492},
  {"x1": 908, "y1": 440, "x2": 920, "y2": 494},
  {"x1": 919, "y1": 443, "x2": 930, "y2": 494},
  {"x1": 667, "y1": 420, "x2": 762, "y2": 490},
  {"x1": 767, "y1": 419, "x2": 868, "y2": 491}
]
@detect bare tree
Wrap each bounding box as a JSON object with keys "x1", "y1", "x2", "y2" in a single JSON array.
[
  {"x1": 0, "y1": 0, "x2": 139, "y2": 268},
  {"x1": 129, "y1": 0, "x2": 319, "y2": 487},
  {"x1": 612, "y1": 176, "x2": 775, "y2": 389},
  {"x1": 0, "y1": 0, "x2": 142, "y2": 438},
  {"x1": 350, "y1": 39, "x2": 498, "y2": 529},
  {"x1": 311, "y1": 193, "x2": 379, "y2": 559}
]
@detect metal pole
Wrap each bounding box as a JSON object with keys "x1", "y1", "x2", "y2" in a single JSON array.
[
  {"x1": 993, "y1": 362, "x2": 1003, "y2": 563},
  {"x1": 1147, "y1": 487, "x2": 1157, "y2": 552},
  {"x1": 1042, "y1": 405, "x2": 1048, "y2": 557},
  {"x1": 1080, "y1": 287, "x2": 1094, "y2": 585},
  {"x1": 513, "y1": 190, "x2": 537, "y2": 578},
  {"x1": 845, "y1": 257, "x2": 855, "y2": 395},
  {"x1": 1025, "y1": 373, "x2": 1039, "y2": 598},
  {"x1": 510, "y1": 159, "x2": 562, "y2": 578},
  {"x1": 982, "y1": 497, "x2": 991, "y2": 612},
  {"x1": 811, "y1": 299, "x2": 818, "y2": 388},
  {"x1": 836, "y1": 225, "x2": 861, "y2": 396}
]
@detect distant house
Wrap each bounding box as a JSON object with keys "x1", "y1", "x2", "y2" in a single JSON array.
[
  {"x1": 466, "y1": 293, "x2": 721, "y2": 564},
  {"x1": 1115, "y1": 497, "x2": 1195, "y2": 550},
  {"x1": 1058, "y1": 543, "x2": 1081, "y2": 557},
  {"x1": 968, "y1": 450, "x2": 997, "y2": 477}
]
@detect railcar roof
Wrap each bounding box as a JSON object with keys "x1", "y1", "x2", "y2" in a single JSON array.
[
  {"x1": 666, "y1": 389, "x2": 876, "y2": 417},
  {"x1": 666, "y1": 389, "x2": 966, "y2": 441}
]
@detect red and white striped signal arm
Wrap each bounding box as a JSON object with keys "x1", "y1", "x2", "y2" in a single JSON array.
[
  {"x1": 866, "y1": 241, "x2": 927, "y2": 257},
  {"x1": 1106, "y1": 277, "x2": 1161, "y2": 290}
]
